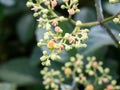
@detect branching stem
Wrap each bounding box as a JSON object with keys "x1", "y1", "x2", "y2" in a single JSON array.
[
  {"x1": 66, "y1": 12, "x2": 120, "y2": 27},
  {"x1": 94, "y1": 0, "x2": 120, "y2": 48}
]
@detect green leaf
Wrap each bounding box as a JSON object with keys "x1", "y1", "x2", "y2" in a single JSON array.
[
  {"x1": 35, "y1": 27, "x2": 45, "y2": 42},
  {"x1": 58, "y1": 21, "x2": 74, "y2": 33},
  {"x1": 74, "y1": 7, "x2": 96, "y2": 22},
  {"x1": 107, "y1": 21, "x2": 120, "y2": 31},
  {"x1": 16, "y1": 14, "x2": 35, "y2": 44},
  {"x1": 104, "y1": 59, "x2": 119, "y2": 79},
  {"x1": 31, "y1": 84, "x2": 45, "y2": 90},
  {"x1": 104, "y1": 2, "x2": 120, "y2": 15},
  {"x1": 78, "y1": 25, "x2": 119, "y2": 58},
  {"x1": 0, "y1": 83, "x2": 17, "y2": 90},
  {"x1": 29, "y1": 46, "x2": 42, "y2": 66},
  {"x1": 50, "y1": 61, "x2": 64, "y2": 70},
  {"x1": 0, "y1": 0, "x2": 15, "y2": 7},
  {"x1": 0, "y1": 58, "x2": 41, "y2": 85}
]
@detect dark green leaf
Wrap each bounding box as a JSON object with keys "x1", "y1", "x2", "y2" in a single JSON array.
[
  {"x1": 104, "y1": 2, "x2": 120, "y2": 15},
  {"x1": 0, "y1": 83, "x2": 17, "y2": 90},
  {"x1": 30, "y1": 46, "x2": 42, "y2": 66},
  {"x1": 0, "y1": 0, "x2": 15, "y2": 7},
  {"x1": 107, "y1": 21, "x2": 120, "y2": 31},
  {"x1": 16, "y1": 14, "x2": 35, "y2": 44},
  {"x1": 104, "y1": 59, "x2": 119, "y2": 79},
  {"x1": 74, "y1": 7, "x2": 96, "y2": 22},
  {"x1": 0, "y1": 58, "x2": 41, "y2": 85},
  {"x1": 58, "y1": 21, "x2": 74, "y2": 33}
]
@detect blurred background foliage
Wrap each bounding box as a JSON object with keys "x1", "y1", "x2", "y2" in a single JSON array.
[{"x1": 0, "y1": 0, "x2": 120, "y2": 90}]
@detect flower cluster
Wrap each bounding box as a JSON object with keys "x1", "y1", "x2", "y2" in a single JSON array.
[
  {"x1": 113, "y1": 15, "x2": 120, "y2": 24},
  {"x1": 26, "y1": 0, "x2": 120, "y2": 90},
  {"x1": 62, "y1": 54, "x2": 118, "y2": 90},
  {"x1": 61, "y1": 0, "x2": 80, "y2": 15},
  {"x1": 41, "y1": 67, "x2": 64, "y2": 90},
  {"x1": 109, "y1": 0, "x2": 120, "y2": 3},
  {"x1": 41, "y1": 54, "x2": 120, "y2": 90},
  {"x1": 27, "y1": 0, "x2": 89, "y2": 66}
]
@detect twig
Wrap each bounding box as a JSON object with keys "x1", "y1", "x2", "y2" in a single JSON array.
[
  {"x1": 65, "y1": 12, "x2": 120, "y2": 27},
  {"x1": 95, "y1": 0, "x2": 120, "y2": 48}
]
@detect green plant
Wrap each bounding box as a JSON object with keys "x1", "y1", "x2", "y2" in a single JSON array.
[{"x1": 26, "y1": 0, "x2": 120, "y2": 90}]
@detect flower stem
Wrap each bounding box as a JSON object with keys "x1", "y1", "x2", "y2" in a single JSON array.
[
  {"x1": 94, "y1": 0, "x2": 120, "y2": 48},
  {"x1": 95, "y1": 0, "x2": 104, "y2": 21},
  {"x1": 100, "y1": 23, "x2": 120, "y2": 47},
  {"x1": 66, "y1": 12, "x2": 120, "y2": 27},
  {"x1": 71, "y1": 69, "x2": 78, "y2": 90}
]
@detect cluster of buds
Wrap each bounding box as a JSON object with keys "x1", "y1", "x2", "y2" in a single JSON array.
[
  {"x1": 104, "y1": 80, "x2": 120, "y2": 90},
  {"x1": 61, "y1": 0, "x2": 80, "y2": 15},
  {"x1": 109, "y1": 0, "x2": 120, "y2": 3},
  {"x1": 37, "y1": 23, "x2": 88, "y2": 66},
  {"x1": 27, "y1": 0, "x2": 89, "y2": 66},
  {"x1": 113, "y1": 15, "x2": 120, "y2": 24},
  {"x1": 85, "y1": 57, "x2": 112, "y2": 85},
  {"x1": 62, "y1": 54, "x2": 120, "y2": 90},
  {"x1": 41, "y1": 67, "x2": 64, "y2": 90}
]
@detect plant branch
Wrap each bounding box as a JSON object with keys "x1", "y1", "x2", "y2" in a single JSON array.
[
  {"x1": 95, "y1": 0, "x2": 120, "y2": 48},
  {"x1": 71, "y1": 69, "x2": 78, "y2": 90},
  {"x1": 65, "y1": 12, "x2": 120, "y2": 27},
  {"x1": 95, "y1": 0, "x2": 104, "y2": 20},
  {"x1": 100, "y1": 23, "x2": 120, "y2": 47}
]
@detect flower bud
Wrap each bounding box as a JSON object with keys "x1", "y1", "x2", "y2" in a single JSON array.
[
  {"x1": 31, "y1": 6, "x2": 38, "y2": 12},
  {"x1": 64, "y1": 33, "x2": 71, "y2": 39},
  {"x1": 37, "y1": 18, "x2": 43, "y2": 24},
  {"x1": 75, "y1": 77, "x2": 79, "y2": 82},
  {"x1": 104, "y1": 68, "x2": 110, "y2": 73},
  {"x1": 63, "y1": 0, "x2": 69, "y2": 2},
  {"x1": 50, "y1": 53, "x2": 57, "y2": 60},
  {"x1": 43, "y1": 51, "x2": 47, "y2": 55},
  {"x1": 44, "y1": 1, "x2": 50, "y2": 5},
  {"x1": 51, "y1": 0, "x2": 57, "y2": 7},
  {"x1": 92, "y1": 61, "x2": 98, "y2": 68},
  {"x1": 103, "y1": 78, "x2": 109, "y2": 83},
  {"x1": 70, "y1": 57, "x2": 76, "y2": 62},
  {"x1": 47, "y1": 40, "x2": 55, "y2": 49},
  {"x1": 52, "y1": 20, "x2": 58, "y2": 26},
  {"x1": 26, "y1": 2, "x2": 33, "y2": 7},
  {"x1": 59, "y1": 16, "x2": 65, "y2": 21},
  {"x1": 75, "y1": 9, "x2": 80, "y2": 13},
  {"x1": 65, "y1": 45, "x2": 72, "y2": 51},
  {"x1": 33, "y1": 13, "x2": 39, "y2": 17},
  {"x1": 64, "y1": 68, "x2": 72, "y2": 75},
  {"x1": 55, "y1": 26, "x2": 62, "y2": 33},
  {"x1": 45, "y1": 60, "x2": 51, "y2": 66},
  {"x1": 44, "y1": 34, "x2": 49, "y2": 40},
  {"x1": 109, "y1": 0, "x2": 119, "y2": 3},
  {"x1": 106, "y1": 85, "x2": 113, "y2": 90},
  {"x1": 61, "y1": 5, "x2": 66, "y2": 9},
  {"x1": 86, "y1": 84, "x2": 94, "y2": 90},
  {"x1": 88, "y1": 70, "x2": 94, "y2": 76},
  {"x1": 111, "y1": 80, "x2": 117, "y2": 85},
  {"x1": 69, "y1": 37, "x2": 75, "y2": 44},
  {"x1": 37, "y1": 42, "x2": 43, "y2": 47},
  {"x1": 40, "y1": 56, "x2": 47, "y2": 61},
  {"x1": 113, "y1": 18, "x2": 119, "y2": 24},
  {"x1": 72, "y1": 0, "x2": 78, "y2": 3},
  {"x1": 68, "y1": 9, "x2": 75, "y2": 15}
]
